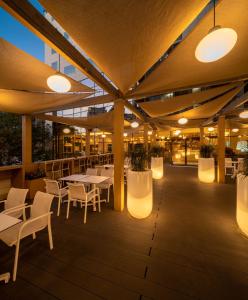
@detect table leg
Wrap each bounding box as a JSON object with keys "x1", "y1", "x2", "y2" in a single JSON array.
[
  {"x1": 0, "y1": 272, "x2": 10, "y2": 283},
  {"x1": 93, "y1": 184, "x2": 96, "y2": 212}
]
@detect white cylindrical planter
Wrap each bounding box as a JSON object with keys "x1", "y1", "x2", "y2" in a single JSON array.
[
  {"x1": 236, "y1": 174, "x2": 248, "y2": 236},
  {"x1": 127, "y1": 169, "x2": 153, "y2": 219},
  {"x1": 198, "y1": 158, "x2": 215, "y2": 183},
  {"x1": 151, "y1": 157, "x2": 163, "y2": 179}
]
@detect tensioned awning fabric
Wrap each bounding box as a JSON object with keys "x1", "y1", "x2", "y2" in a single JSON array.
[
  {"x1": 39, "y1": 0, "x2": 208, "y2": 93},
  {"x1": 156, "y1": 119, "x2": 206, "y2": 129},
  {"x1": 131, "y1": 0, "x2": 248, "y2": 98},
  {"x1": 36, "y1": 111, "x2": 130, "y2": 131},
  {"x1": 0, "y1": 89, "x2": 96, "y2": 114},
  {"x1": 0, "y1": 38, "x2": 92, "y2": 93},
  {"x1": 139, "y1": 83, "x2": 240, "y2": 118},
  {"x1": 157, "y1": 86, "x2": 242, "y2": 121}
]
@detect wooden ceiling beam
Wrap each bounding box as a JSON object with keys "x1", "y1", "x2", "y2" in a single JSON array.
[{"x1": 0, "y1": 0, "x2": 121, "y2": 98}]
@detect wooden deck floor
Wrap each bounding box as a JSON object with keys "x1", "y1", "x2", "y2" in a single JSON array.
[{"x1": 1, "y1": 165, "x2": 248, "y2": 299}]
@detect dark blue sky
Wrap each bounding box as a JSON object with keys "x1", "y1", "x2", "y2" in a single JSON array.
[{"x1": 0, "y1": 0, "x2": 45, "y2": 61}]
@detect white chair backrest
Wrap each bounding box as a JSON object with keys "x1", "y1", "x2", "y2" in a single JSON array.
[
  {"x1": 86, "y1": 168, "x2": 98, "y2": 176},
  {"x1": 5, "y1": 188, "x2": 28, "y2": 211},
  {"x1": 44, "y1": 179, "x2": 60, "y2": 195},
  {"x1": 67, "y1": 183, "x2": 86, "y2": 201},
  {"x1": 101, "y1": 168, "x2": 114, "y2": 178},
  {"x1": 31, "y1": 191, "x2": 54, "y2": 218}
]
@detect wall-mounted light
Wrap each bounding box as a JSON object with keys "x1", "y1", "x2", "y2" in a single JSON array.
[{"x1": 47, "y1": 74, "x2": 71, "y2": 93}]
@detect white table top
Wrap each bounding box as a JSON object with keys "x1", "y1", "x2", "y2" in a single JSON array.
[
  {"x1": 103, "y1": 164, "x2": 129, "y2": 169},
  {"x1": 0, "y1": 214, "x2": 21, "y2": 233},
  {"x1": 59, "y1": 174, "x2": 109, "y2": 184}
]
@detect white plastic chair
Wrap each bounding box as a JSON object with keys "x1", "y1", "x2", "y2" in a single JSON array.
[
  {"x1": 97, "y1": 168, "x2": 114, "y2": 203},
  {"x1": 0, "y1": 191, "x2": 54, "y2": 281},
  {"x1": 225, "y1": 158, "x2": 235, "y2": 176},
  {"x1": 66, "y1": 183, "x2": 100, "y2": 224},
  {"x1": 44, "y1": 179, "x2": 68, "y2": 216},
  {"x1": 86, "y1": 168, "x2": 98, "y2": 176},
  {"x1": 0, "y1": 188, "x2": 28, "y2": 219}
]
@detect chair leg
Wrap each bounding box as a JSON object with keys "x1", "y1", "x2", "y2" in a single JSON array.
[
  {"x1": 84, "y1": 202, "x2": 87, "y2": 224},
  {"x1": 48, "y1": 216, "x2": 53, "y2": 250},
  {"x1": 66, "y1": 199, "x2": 70, "y2": 219},
  {"x1": 13, "y1": 240, "x2": 20, "y2": 282},
  {"x1": 98, "y1": 193, "x2": 101, "y2": 212},
  {"x1": 107, "y1": 188, "x2": 110, "y2": 203},
  {"x1": 57, "y1": 195, "x2": 61, "y2": 217}
]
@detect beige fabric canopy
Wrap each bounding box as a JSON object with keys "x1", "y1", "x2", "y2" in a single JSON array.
[
  {"x1": 0, "y1": 89, "x2": 95, "y2": 114},
  {"x1": 132, "y1": 0, "x2": 248, "y2": 98},
  {"x1": 0, "y1": 38, "x2": 92, "y2": 93},
  {"x1": 156, "y1": 119, "x2": 206, "y2": 129},
  {"x1": 39, "y1": 0, "x2": 208, "y2": 93},
  {"x1": 139, "y1": 83, "x2": 240, "y2": 118},
  {"x1": 157, "y1": 87, "x2": 242, "y2": 121},
  {"x1": 36, "y1": 111, "x2": 130, "y2": 131}
]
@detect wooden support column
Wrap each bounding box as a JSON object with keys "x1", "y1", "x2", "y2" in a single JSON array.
[
  {"x1": 85, "y1": 129, "x2": 91, "y2": 156},
  {"x1": 143, "y1": 123, "x2": 148, "y2": 152},
  {"x1": 113, "y1": 99, "x2": 124, "y2": 211},
  {"x1": 217, "y1": 116, "x2": 225, "y2": 183},
  {"x1": 152, "y1": 130, "x2": 157, "y2": 146},
  {"x1": 200, "y1": 127, "x2": 205, "y2": 145},
  {"x1": 21, "y1": 115, "x2": 32, "y2": 187}
]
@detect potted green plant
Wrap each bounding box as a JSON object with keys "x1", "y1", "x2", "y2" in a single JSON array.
[
  {"x1": 236, "y1": 153, "x2": 248, "y2": 236},
  {"x1": 127, "y1": 145, "x2": 152, "y2": 219},
  {"x1": 198, "y1": 144, "x2": 215, "y2": 183},
  {"x1": 150, "y1": 146, "x2": 164, "y2": 179}
]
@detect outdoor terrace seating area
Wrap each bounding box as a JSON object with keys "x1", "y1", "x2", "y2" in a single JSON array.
[{"x1": 1, "y1": 0, "x2": 248, "y2": 298}]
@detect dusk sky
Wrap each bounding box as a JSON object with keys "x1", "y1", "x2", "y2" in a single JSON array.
[{"x1": 0, "y1": 0, "x2": 45, "y2": 61}]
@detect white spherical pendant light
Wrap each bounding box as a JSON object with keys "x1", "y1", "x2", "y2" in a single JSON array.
[
  {"x1": 178, "y1": 117, "x2": 188, "y2": 125},
  {"x1": 195, "y1": 26, "x2": 237, "y2": 63},
  {"x1": 131, "y1": 121, "x2": 139, "y2": 128},
  {"x1": 239, "y1": 111, "x2": 248, "y2": 119},
  {"x1": 232, "y1": 128, "x2": 239, "y2": 133},
  {"x1": 47, "y1": 74, "x2": 71, "y2": 93},
  {"x1": 208, "y1": 127, "x2": 214, "y2": 132}
]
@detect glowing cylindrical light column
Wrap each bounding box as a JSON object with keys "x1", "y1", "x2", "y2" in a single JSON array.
[
  {"x1": 236, "y1": 174, "x2": 248, "y2": 236},
  {"x1": 151, "y1": 157, "x2": 163, "y2": 179},
  {"x1": 198, "y1": 158, "x2": 215, "y2": 183},
  {"x1": 127, "y1": 169, "x2": 153, "y2": 219}
]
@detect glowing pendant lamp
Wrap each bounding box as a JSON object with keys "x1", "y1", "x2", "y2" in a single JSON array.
[
  {"x1": 178, "y1": 117, "x2": 188, "y2": 125},
  {"x1": 47, "y1": 74, "x2": 71, "y2": 93},
  {"x1": 195, "y1": 1, "x2": 237, "y2": 63}
]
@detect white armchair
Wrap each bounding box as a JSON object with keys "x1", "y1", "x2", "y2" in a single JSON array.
[
  {"x1": 98, "y1": 168, "x2": 114, "y2": 203},
  {"x1": 66, "y1": 183, "x2": 100, "y2": 224},
  {"x1": 0, "y1": 191, "x2": 54, "y2": 281},
  {"x1": 44, "y1": 179, "x2": 68, "y2": 216},
  {"x1": 0, "y1": 187, "x2": 28, "y2": 219}
]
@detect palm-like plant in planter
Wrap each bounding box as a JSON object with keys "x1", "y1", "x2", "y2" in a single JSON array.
[
  {"x1": 150, "y1": 146, "x2": 164, "y2": 179},
  {"x1": 127, "y1": 145, "x2": 153, "y2": 219},
  {"x1": 198, "y1": 144, "x2": 215, "y2": 183},
  {"x1": 236, "y1": 152, "x2": 248, "y2": 236}
]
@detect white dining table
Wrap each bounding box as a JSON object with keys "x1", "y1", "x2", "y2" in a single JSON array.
[
  {"x1": 103, "y1": 164, "x2": 129, "y2": 169},
  {"x1": 59, "y1": 174, "x2": 110, "y2": 210},
  {"x1": 0, "y1": 213, "x2": 21, "y2": 283}
]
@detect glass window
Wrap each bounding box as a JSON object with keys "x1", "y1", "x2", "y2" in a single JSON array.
[
  {"x1": 51, "y1": 61, "x2": 58, "y2": 70},
  {"x1": 51, "y1": 48, "x2": 56, "y2": 54},
  {"x1": 64, "y1": 65, "x2": 75, "y2": 75},
  {"x1": 64, "y1": 32, "x2": 69, "y2": 39}
]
